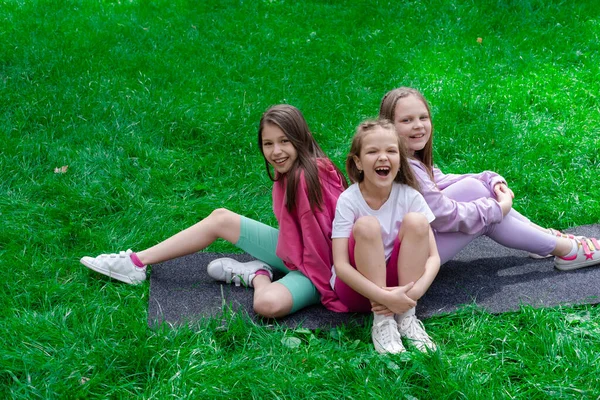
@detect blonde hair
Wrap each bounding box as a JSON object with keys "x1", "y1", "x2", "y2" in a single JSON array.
[
  {"x1": 379, "y1": 87, "x2": 435, "y2": 180},
  {"x1": 345, "y1": 119, "x2": 419, "y2": 191}
]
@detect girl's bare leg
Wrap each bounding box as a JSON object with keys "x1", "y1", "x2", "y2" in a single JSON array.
[
  {"x1": 136, "y1": 208, "x2": 296, "y2": 318},
  {"x1": 252, "y1": 278, "x2": 293, "y2": 318},
  {"x1": 551, "y1": 237, "x2": 574, "y2": 257},
  {"x1": 353, "y1": 216, "x2": 387, "y2": 287},
  {"x1": 136, "y1": 208, "x2": 241, "y2": 265},
  {"x1": 396, "y1": 213, "x2": 430, "y2": 286}
]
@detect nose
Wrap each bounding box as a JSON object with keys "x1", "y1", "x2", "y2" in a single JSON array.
[{"x1": 414, "y1": 119, "x2": 424, "y2": 129}]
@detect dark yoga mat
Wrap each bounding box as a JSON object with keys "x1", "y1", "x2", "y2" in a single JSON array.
[{"x1": 148, "y1": 224, "x2": 600, "y2": 329}]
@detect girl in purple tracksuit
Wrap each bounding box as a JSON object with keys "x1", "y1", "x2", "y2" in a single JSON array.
[{"x1": 379, "y1": 87, "x2": 600, "y2": 270}]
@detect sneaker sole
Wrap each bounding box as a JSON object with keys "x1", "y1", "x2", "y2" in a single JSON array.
[
  {"x1": 403, "y1": 338, "x2": 437, "y2": 353},
  {"x1": 528, "y1": 253, "x2": 552, "y2": 259},
  {"x1": 555, "y1": 258, "x2": 600, "y2": 271},
  {"x1": 80, "y1": 257, "x2": 145, "y2": 285},
  {"x1": 372, "y1": 341, "x2": 406, "y2": 354}
]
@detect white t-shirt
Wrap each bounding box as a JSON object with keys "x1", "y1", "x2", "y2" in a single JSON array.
[{"x1": 332, "y1": 182, "x2": 435, "y2": 260}]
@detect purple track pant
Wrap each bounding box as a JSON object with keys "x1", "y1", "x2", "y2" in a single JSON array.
[{"x1": 434, "y1": 178, "x2": 558, "y2": 264}]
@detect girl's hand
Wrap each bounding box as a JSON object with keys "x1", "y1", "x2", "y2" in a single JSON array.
[
  {"x1": 370, "y1": 301, "x2": 393, "y2": 316},
  {"x1": 495, "y1": 190, "x2": 513, "y2": 216},
  {"x1": 494, "y1": 183, "x2": 513, "y2": 216},
  {"x1": 494, "y1": 183, "x2": 514, "y2": 199},
  {"x1": 372, "y1": 282, "x2": 416, "y2": 315}
]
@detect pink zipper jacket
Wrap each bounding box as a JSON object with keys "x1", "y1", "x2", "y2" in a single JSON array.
[{"x1": 273, "y1": 158, "x2": 349, "y2": 312}]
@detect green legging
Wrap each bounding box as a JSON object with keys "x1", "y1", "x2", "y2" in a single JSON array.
[{"x1": 234, "y1": 215, "x2": 321, "y2": 313}]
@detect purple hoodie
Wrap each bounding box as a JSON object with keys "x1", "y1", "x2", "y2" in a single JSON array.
[{"x1": 409, "y1": 159, "x2": 506, "y2": 234}]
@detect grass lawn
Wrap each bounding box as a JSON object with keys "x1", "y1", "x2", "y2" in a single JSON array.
[{"x1": 2, "y1": 0, "x2": 600, "y2": 398}]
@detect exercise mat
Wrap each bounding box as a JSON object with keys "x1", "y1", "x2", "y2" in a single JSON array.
[{"x1": 148, "y1": 224, "x2": 600, "y2": 329}]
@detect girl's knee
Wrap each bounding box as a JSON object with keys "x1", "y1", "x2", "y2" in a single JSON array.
[
  {"x1": 209, "y1": 208, "x2": 236, "y2": 223},
  {"x1": 208, "y1": 208, "x2": 239, "y2": 230},
  {"x1": 444, "y1": 177, "x2": 491, "y2": 201},
  {"x1": 353, "y1": 216, "x2": 381, "y2": 240},
  {"x1": 205, "y1": 208, "x2": 241, "y2": 242},
  {"x1": 401, "y1": 213, "x2": 430, "y2": 237},
  {"x1": 254, "y1": 288, "x2": 293, "y2": 318}
]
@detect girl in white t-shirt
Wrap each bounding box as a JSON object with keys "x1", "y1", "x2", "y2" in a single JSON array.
[{"x1": 332, "y1": 119, "x2": 441, "y2": 354}]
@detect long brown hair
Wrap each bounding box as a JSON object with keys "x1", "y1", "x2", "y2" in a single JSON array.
[
  {"x1": 258, "y1": 104, "x2": 347, "y2": 212},
  {"x1": 345, "y1": 119, "x2": 419, "y2": 191},
  {"x1": 379, "y1": 87, "x2": 435, "y2": 180}
]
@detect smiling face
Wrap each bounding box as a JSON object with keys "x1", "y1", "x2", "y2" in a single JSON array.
[
  {"x1": 260, "y1": 122, "x2": 298, "y2": 174},
  {"x1": 353, "y1": 126, "x2": 400, "y2": 191},
  {"x1": 393, "y1": 94, "x2": 432, "y2": 155}
]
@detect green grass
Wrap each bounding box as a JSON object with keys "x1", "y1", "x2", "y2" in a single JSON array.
[{"x1": 2, "y1": 0, "x2": 600, "y2": 398}]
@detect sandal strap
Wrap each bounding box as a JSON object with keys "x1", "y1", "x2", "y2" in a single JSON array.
[
  {"x1": 550, "y1": 228, "x2": 577, "y2": 239},
  {"x1": 581, "y1": 239, "x2": 592, "y2": 256}
]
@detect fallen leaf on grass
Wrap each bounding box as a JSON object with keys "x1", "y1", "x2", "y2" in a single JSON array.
[
  {"x1": 54, "y1": 165, "x2": 68, "y2": 174},
  {"x1": 281, "y1": 336, "x2": 302, "y2": 349}
]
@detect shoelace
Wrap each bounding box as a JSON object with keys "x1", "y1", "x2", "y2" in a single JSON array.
[
  {"x1": 374, "y1": 319, "x2": 400, "y2": 347},
  {"x1": 399, "y1": 315, "x2": 430, "y2": 343}
]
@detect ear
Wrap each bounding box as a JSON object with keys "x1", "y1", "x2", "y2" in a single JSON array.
[{"x1": 353, "y1": 155, "x2": 362, "y2": 172}]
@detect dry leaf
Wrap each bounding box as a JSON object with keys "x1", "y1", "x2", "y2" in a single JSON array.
[
  {"x1": 477, "y1": 37, "x2": 483, "y2": 44},
  {"x1": 54, "y1": 165, "x2": 68, "y2": 174}
]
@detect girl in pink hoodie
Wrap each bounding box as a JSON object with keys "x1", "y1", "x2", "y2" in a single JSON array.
[
  {"x1": 379, "y1": 87, "x2": 600, "y2": 271},
  {"x1": 81, "y1": 105, "x2": 350, "y2": 317}
]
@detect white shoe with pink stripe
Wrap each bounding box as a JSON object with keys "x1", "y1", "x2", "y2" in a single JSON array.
[{"x1": 555, "y1": 237, "x2": 600, "y2": 271}]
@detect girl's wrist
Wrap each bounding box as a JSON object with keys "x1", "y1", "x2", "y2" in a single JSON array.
[{"x1": 375, "y1": 288, "x2": 390, "y2": 306}]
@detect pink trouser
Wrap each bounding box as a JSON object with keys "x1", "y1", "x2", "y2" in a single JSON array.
[{"x1": 435, "y1": 178, "x2": 557, "y2": 264}]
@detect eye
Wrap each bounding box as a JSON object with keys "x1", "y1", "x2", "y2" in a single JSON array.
[
  {"x1": 401, "y1": 118, "x2": 410, "y2": 123},
  {"x1": 281, "y1": 139, "x2": 290, "y2": 143},
  {"x1": 263, "y1": 141, "x2": 273, "y2": 147},
  {"x1": 420, "y1": 116, "x2": 429, "y2": 121}
]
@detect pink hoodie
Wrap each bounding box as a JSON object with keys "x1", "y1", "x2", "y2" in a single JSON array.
[{"x1": 272, "y1": 158, "x2": 350, "y2": 312}]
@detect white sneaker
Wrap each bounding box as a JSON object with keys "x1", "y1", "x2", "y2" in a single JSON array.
[
  {"x1": 80, "y1": 249, "x2": 147, "y2": 285},
  {"x1": 371, "y1": 318, "x2": 406, "y2": 354},
  {"x1": 207, "y1": 258, "x2": 272, "y2": 288},
  {"x1": 555, "y1": 237, "x2": 600, "y2": 271},
  {"x1": 397, "y1": 314, "x2": 437, "y2": 352}
]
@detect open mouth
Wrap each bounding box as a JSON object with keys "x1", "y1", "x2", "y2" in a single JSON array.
[
  {"x1": 273, "y1": 157, "x2": 288, "y2": 165},
  {"x1": 410, "y1": 133, "x2": 425, "y2": 139},
  {"x1": 375, "y1": 166, "x2": 390, "y2": 177}
]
